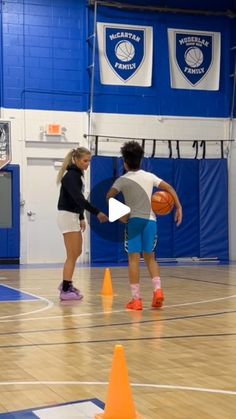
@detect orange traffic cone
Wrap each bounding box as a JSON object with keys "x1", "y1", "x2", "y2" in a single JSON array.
[
  {"x1": 95, "y1": 345, "x2": 141, "y2": 419},
  {"x1": 101, "y1": 268, "x2": 113, "y2": 296}
]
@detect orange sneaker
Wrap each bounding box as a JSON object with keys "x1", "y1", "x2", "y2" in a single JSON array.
[
  {"x1": 152, "y1": 289, "x2": 164, "y2": 308},
  {"x1": 126, "y1": 298, "x2": 143, "y2": 310}
]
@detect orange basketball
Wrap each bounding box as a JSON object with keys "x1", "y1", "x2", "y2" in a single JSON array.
[{"x1": 151, "y1": 191, "x2": 174, "y2": 215}]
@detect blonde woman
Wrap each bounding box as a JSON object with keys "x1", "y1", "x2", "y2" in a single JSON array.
[{"x1": 57, "y1": 147, "x2": 108, "y2": 300}]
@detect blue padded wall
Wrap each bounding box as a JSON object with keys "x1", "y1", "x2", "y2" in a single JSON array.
[
  {"x1": 0, "y1": 164, "x2": 20, "y2": 262},
  {"x1": 173, "y1": 159, "x2": 200, "y2": 258},
  {"x1": 90, "y1": 157, "x2": 229, "y2": 263},
  {"x1": 199, "y1": 159, "x2": 228, "y2": 259},
  {"x1": 148, "y1": 158, "x2": 175, "y2": 259},
  {"x1": 90, "y1": 156, "x2": 118, "y2": 263}
]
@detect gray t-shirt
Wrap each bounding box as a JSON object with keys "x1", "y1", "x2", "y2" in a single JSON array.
[{"x1": 112, "y1": 169, "x2": 162, "y2": 220}]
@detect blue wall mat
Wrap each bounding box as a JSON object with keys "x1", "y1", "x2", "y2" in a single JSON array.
[
  {"x1": 0, "y1": 164, "x2": 20, "y2": 261},
  {"x1": 199, "y1": 159, "x2": 229, "y2": 260},
  {"x1": 0, "y1": 285, "x2": 38, "y2": 302},
  {"x1": 90, "y1": 156, "x2": 119, "y2": 263},
  {"x1": 148, "y1": 158, "x2": 175, "y2": 259},
  {"x1": 173, "y1": 159, "x2": 200, "y2": 258},
  {"x1": 90, "y1": 157, "x2": 229, "y2": 263},
  {"x1": 117, "y1": 157, "x2": 127, "y2": 263}
]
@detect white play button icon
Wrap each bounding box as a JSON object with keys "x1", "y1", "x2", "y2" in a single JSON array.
[{"x1": 108, "y1": 198, "x2": 130, "y2": 222}]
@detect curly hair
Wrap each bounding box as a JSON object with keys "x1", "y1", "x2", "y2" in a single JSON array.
[{"x1": 121, "y1": 140, "x2": 144, "y2": 170}]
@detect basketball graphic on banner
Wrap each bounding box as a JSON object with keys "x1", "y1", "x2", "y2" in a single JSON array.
[
  {"x1": 115, "y1": 40, "x2": 135, "y2": 62},
  {"x1": 0, "y1": 121, "x2": 11, "y2": 169},
  {"x1": 184, "y1": 47, "x2": 203, "y2": 68},
  {"x1": 97, "y1": 23, "x2": 153, "y2": 85}
]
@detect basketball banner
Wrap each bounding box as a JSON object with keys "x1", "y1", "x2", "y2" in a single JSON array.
[
  {"x1": 0, "y1": 122, "x2": 11, "y2": 170},
  {"x1": 97, "y1": 22, "x2": 153, "y2": 86},
  {"x1": 168, "y1": 29, "x2": 221, "y2": 90}
]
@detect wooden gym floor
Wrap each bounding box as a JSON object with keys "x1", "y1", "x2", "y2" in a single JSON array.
[{"x1": 0, "y1": 262, "x2": 236, "y2": 418}]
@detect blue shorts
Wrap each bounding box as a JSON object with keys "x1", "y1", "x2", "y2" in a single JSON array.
[{"x1": 125, "y1": 218, "x2": 157, "y2": 254}]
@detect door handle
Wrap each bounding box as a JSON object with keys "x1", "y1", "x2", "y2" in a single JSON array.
[{"x1": 27, "y1": 211, "x2": 35, "y2": 216}]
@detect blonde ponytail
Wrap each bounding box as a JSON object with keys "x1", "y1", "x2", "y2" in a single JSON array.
[{"x1": 56, "y1": 147, "x2": 91, "y2": 184}]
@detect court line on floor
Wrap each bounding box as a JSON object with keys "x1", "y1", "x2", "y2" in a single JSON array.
[
  {"x1": 0, "y1": 331, "x2": 236, "y2": 349},
  {"x1": 0, "y1": 284, "x2": 54, "y2": 319},
  {"x1": 1, "y1": 308, "x2": 236, "y2": 337},
  {"x1": 168, "y1": 274, "x2": 236, "y2": 287},
  {"x1": 0, "y1": 381, "x2": 235, "y2": 396},
  {"x1": 164, "y1": 293, "x2": 236, "y2": 308},
  {"x1": 1, "y1": 293, "x2": 236, "y2": 323}
]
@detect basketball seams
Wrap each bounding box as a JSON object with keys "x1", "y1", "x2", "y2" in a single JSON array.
[{"x1": 151, "y1": 191, "x2": 174, "y2": 216}]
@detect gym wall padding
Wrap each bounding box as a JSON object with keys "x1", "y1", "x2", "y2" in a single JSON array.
[
  {"x1": 148, "y1": 158, "x2": 175, "y2": 259},
  {"x1": 173, "y1": 159, "x2": 200, "y2": 258},
  {"x1": 199, "y1": 159, "x2": 228, "y2": 260},
  {"x1": 90, "y1": 156, "x2": 119, "y2": 263},
  {"x1": 0, "y1": 164, "x2": 20, "y2": 262},
  {"x1": 90, "y1": 157, "x2": 229, "y2": 263}
]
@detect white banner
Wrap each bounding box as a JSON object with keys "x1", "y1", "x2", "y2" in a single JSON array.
[
  {"x1": 168, "y1": 29, "x2": 221, "y2": 90},
  {"x1": 0, "y1": 122, "x2": 11, "y2": 169},
  {"x1": 97, "y1": 22, "x2": 153, "y2": 86}
]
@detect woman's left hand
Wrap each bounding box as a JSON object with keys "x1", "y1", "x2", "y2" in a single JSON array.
[{"x1": 80, "y1": 220, "x2": 86, "y2": 232}]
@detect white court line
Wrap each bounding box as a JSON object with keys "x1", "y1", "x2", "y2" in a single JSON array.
[
  {"x1": 164, "y1": 293, "x2": 236, "y2": 308},
  {"x1": 172, "y1": 263, "x2": 236, "y2": 274},
  {"x1": 0, "y1": 284, "x2": 54, "y2": 319},
  {"x1": 0, "y1": 299, "x2": 54, "y2": 319},
  {"x1": 0, "y1": 300, "x2": 37, "y2": 303},
  {"x1": 0, "y1": 381, "x2": 235, "y2": 396},
  {"x1": 0, "y1": 293, "x2": 236, "y2": 323}
]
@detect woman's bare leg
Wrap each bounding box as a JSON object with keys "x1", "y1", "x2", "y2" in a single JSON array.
[{"x1": 63, "y1": 231, "x2": 82, "y2": 281}]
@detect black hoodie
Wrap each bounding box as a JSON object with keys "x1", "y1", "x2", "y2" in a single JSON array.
[{"x1": 57, "y1": 164, "x2": 99, "y2": 220}]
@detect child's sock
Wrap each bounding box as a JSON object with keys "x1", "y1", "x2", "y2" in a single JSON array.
[
  {"x1": 152, "y1": 276, "x2": 161, "y2": 291},
  {"x1": 130, "y1": 283, "x2": 140, "y2": 300},
  {"x1": 62, "y1": 280, "x2": 72, "y2": 292}
]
